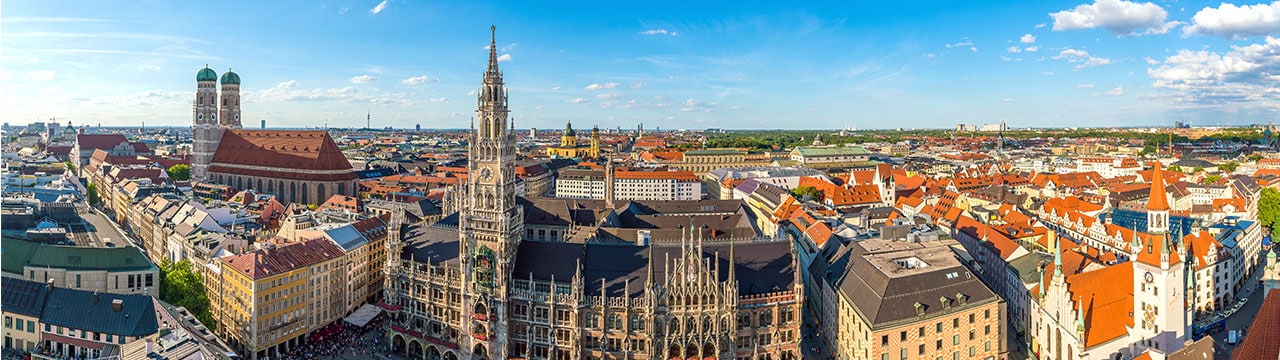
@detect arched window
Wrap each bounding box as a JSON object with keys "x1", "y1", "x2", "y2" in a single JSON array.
[
  {"x1": 317, "y1": 184, "x2": 326, "y2": 204},
  {"x1": 338, "y1": 182, "x2": 346, "y2": 196},
  {"x1": 290, "y1": 182, "x2": 297, "y2": 203},
  {"x1": 223, "y1": 98, "x2": 227, "y2": 106},
  {"x1": 301, "y1": 185, "x2": 309, "y2": 205}
]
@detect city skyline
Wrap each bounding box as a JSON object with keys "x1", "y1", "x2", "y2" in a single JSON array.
[{"x1": 5, "y1": 1, "x2": 1280, "y2": 129}]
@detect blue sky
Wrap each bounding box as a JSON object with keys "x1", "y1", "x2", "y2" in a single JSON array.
[{"x1": 5, "y1": 0, "x2": 1280, "y2": 130}]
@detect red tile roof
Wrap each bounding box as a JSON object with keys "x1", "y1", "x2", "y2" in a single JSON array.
[
  {"x1": 1063, "y1": 264, "x2": 1134, "y2": 348},
  {"x1": 1232, "y1": 289, "x2": 1280, "y2": 360},
  {"x1": 76, "y1": 134, "x2": 128, "y2": 149},
  {"x1": 220, "y1": 239, "x2": 344, "y2": 280},
  {"x1": 211, "y1": 129, "x2": 354, "y2": 172}
]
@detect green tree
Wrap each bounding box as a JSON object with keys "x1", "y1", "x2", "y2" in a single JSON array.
[
  {"x1": 1204, "y1": 174, "x2": 1222, "y2": 184},
  {"x1": 1248, "y1": 154, "x2": 1264, "y2": 162},
  {"x1": 1193, "y1": 166, "x2": 1205, "y2": 174},
  {"x1": 1218, "y1": 161, "x2": 1239, "y2": 173},
  {"x1": 158, "y1": 259, "x2": 216, "y2": 330},
  {"x1": 790, "y1": 185, "x2": 824, "y2": 201},
  {"x1": 64, "y1": 161, "x2": 76, "y2": 172},
  {"x1": 1138, "y1": 144, "x2": 1157, "y2": 156},
  {"x1": 166, "y1": 164, "x2": 191, "y2": 181},
  {"x1": 85, "y1": 183, "x2": 101, "y2": 206},
  {"x1": 1259, "y1": 187, "x2": 1280, "y2": 239},
  {"x1": 1167, "y1": 165, "x2": 1183, "y2": 173}
]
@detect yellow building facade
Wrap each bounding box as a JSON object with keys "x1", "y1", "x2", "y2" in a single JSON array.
[{"x1": 546, "y1": 121, "x2": 600, "y2": 158}]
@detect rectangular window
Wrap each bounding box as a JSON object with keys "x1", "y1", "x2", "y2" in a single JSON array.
[
  {"x1": 15, "y1": 319, "x2": 22, "y2": 331},
  {"x1": 969, "y1": 313, "x2": 975, "y2": 324},
  {"x1": 953, "y1": 318, "x2": 959, "y2": 329},
  {"x1": 901, "y1": 348, "x2": 908, "y2": 360},
  {"x1": 881, "y1": 335, "x2": 889, "y2": 346},
  {"x1": 952, "y1": 335, "x2": 958, "y2": 345},
  {"x1": 936, "y1": 322, "x2": 942, "y2": 333},
  {"x1": 146, "y1": 274, "x2": 154, "y2": 288},
  {"x1": 919, "y1": 344, "x2": 926, "y2": 355},
  {"x1": 75, "y1": 274, "x2": 81, "y2": 288},
  {"x1": 4, "y1": 316, "x2": 10, "y2": 328},
  {"x1": 900, "y1": 331, "x2": 907, "y2": 341},
  {"x1": 919, "y1": 327, "x2": 925, "y2": 337},
  {"x1": 984, "y1": 309, "x2": 990, "y2": 319}
]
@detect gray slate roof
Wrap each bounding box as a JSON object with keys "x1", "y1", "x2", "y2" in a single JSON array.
[{"x1": 1, "y1": 277, "x2": 49, "y2": 317}]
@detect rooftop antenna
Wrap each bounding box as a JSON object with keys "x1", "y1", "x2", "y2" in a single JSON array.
[{"x1": 367, "y1": 110, "x2": 371, "y2": 130}]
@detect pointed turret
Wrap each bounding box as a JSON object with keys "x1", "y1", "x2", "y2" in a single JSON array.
[
  {"x1": 486, "y1": 25, "x2": 500, "y2": 79},
  {"x1": 1148, "y1": 162, "x2": 1170, "y2": 211}
]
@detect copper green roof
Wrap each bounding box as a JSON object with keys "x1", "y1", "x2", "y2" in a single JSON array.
[
  {"x1": 2, "y1": 238, "x2": 155, "y2": 274},
  {"x1": 196, "y1": 66, "x2": 217, "y2": 82},
  {"x1": 220, "y1": 69, "x2": 240, "y2": 85}
]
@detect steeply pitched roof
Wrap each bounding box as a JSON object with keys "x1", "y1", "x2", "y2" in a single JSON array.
[
  {"x1": 77, "y1": 134, "x2": 128, "y2": 150},
  {"x1": 1063, "y1": 264, "x2": 1133, "y2": 348},
  {"x1": 211, "y1": 129, "x2": 354, "y2": 173},
  {"x1": 40, "y1": 281, "x2": 158, "y2": 336},
  {"x1": 1, "y1": 277, "x2": 49, "y2": 317},
  {"x1": 1232, "y1": 288, "x2": 1280, "y2": 360}
]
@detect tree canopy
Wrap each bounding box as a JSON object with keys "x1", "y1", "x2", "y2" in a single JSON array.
[
  {"x1": 167, "y1": 164, "x2": 191, "y2": 182},
  {"x1": 158, "y1": 258, "x2": 216, "y2": 330},
  {"x1": 1259, "y1": 187, "x2": 1280, "y2": 239},
  {"x1": 86, "y1": 183, "x2": 101, "y2": 206},
  {"x1": 790, "y1": 185, "x2": 824, "y2": 202}
]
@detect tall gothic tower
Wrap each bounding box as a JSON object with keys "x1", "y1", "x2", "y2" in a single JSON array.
[
  {"x1": 192, "y1": 65, "x2": 220, "y2": 181},
  {"x1": 219, "y1": 69, "x2": 242, "y2": 128},
  {"x1": 459, "y1": 25, "x2": 523, "y2": 360}
]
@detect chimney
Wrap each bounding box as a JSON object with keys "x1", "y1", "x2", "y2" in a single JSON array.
[
  {"x1": 93, "y1": 290, "x2": 100, "y2": 302},
  {"x1": 112, "y1": 299, "x2": 123, "y2": 312},
  {"x1": 46, "y1": 278, "x2": 54, "y2": 291}
]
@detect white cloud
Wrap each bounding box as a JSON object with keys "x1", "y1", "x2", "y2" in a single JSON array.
[
  {"x1": 595, "y1": 92, "x2": 625, "y2": 99},
  {"x1": 1144, "y1": 57, "x2": 1159, "y2": 65},
  {"x1": 497, "y1": 54, "x2": 512, "y2": 62},
  {"x1": 946, "y1": 38, "x2": 974, "y2": 49},
  {"x1": 567, "y1": 98, "x2": 591, "y2": 104},
  {"x1": 370, "y1": 0, "x2": 388, "y2": 14},
  {"x1": 1185, "y1": 2, "x2": 1280, "y2": 38},
  {"x1": 534, "y1": 105, "x2": 546, "y2": 110},
  {"x1": 1078, "y1": 83, "x2": 1096, "y2": 88},
  {"x1": 1103, "y1": 86, "x2": 1125, "y2": 95},
  {"x1": 1146, "y1": 36, "x2": 1280, "y2": 105},
  {"x1": 1021, "y1": 33, "x2": 1037, "y2": 43},
  {"x1": 1050, "y1": 0, "x2": 1174, "y2": 35},
  {"x1": 1002, "y1": 98, "x2": 1017, "y2": 102},
  {"x1": 26, "y1": 70, "x2": 56, "y2": 81},
  {"x1": 1024, "y1": 46, "x2": 1039, "y2": 52},
  {"x1": 680, "y1": 98, "x2": 718, "y2": 112},
  {"x1": 277, "y1": 80, "x2": 298, "y2": 88},
  {"x1": 926, "y1": 53, "x2": 938, "y2": 58},
  {"x1": 339, "y1": 6, "x2": 350, "y2": 14},
  {"x1": 501, "y1": 43, "x2": 518, "y2": 52},
  {"x1": 401, "y1": 75, "x2": 435, "y2": 85},
  {"x1": 466, "y1": 90, "x2": 477, "y2": 96},
  {"x1": 426, "y1": 97, "x2": 449, "y2": 103},
  {"x1": 1043, "y1": 71, "x2": 1057, "y2": 76},
  {"x1": 584, "y1": 82, "x2": 619, "y2": 91},
  {"x1": 350, "y1": 74, "x2": 379, "y2": 84},
  {"x1": 1007, "y1": 46, "x2": 1023, "y2": 53},
  {"x1": 1036, "y1": 23, "x2": 1049, "y2": 28},
  {"x1": 631, "y1": 82, "x2": 646, "y2": 89},
  {"x1": 640, "y1": 29, "x2": 678, "y2": 36},
  {"x1": 1053, "y1": 48, "x2": 1112, "y2": 68},
  {"x1": 550, "y1": 86, "x2": 561, "y2": 91}
]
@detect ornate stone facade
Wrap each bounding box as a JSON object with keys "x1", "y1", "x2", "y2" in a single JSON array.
[{"x1": 380, "y1": 27, "x2": 802, "y2": 360}]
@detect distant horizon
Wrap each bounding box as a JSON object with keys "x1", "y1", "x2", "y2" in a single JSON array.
[
  {"x1": 6, "y1": 1, "x2": 1280, "y2": 129},
  {"x1": 5, "y1": 123, "x2": 1267, "y2": 132}
]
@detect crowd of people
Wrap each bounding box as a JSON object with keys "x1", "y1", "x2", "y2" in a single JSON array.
[{"x1": 276, "y1": 316, "x2": 388, "y2": 360}]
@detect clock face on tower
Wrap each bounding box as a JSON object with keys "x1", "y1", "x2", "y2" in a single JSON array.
[{"x1": 478, "y1": 166, "x2": 493, "y2": 182}]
